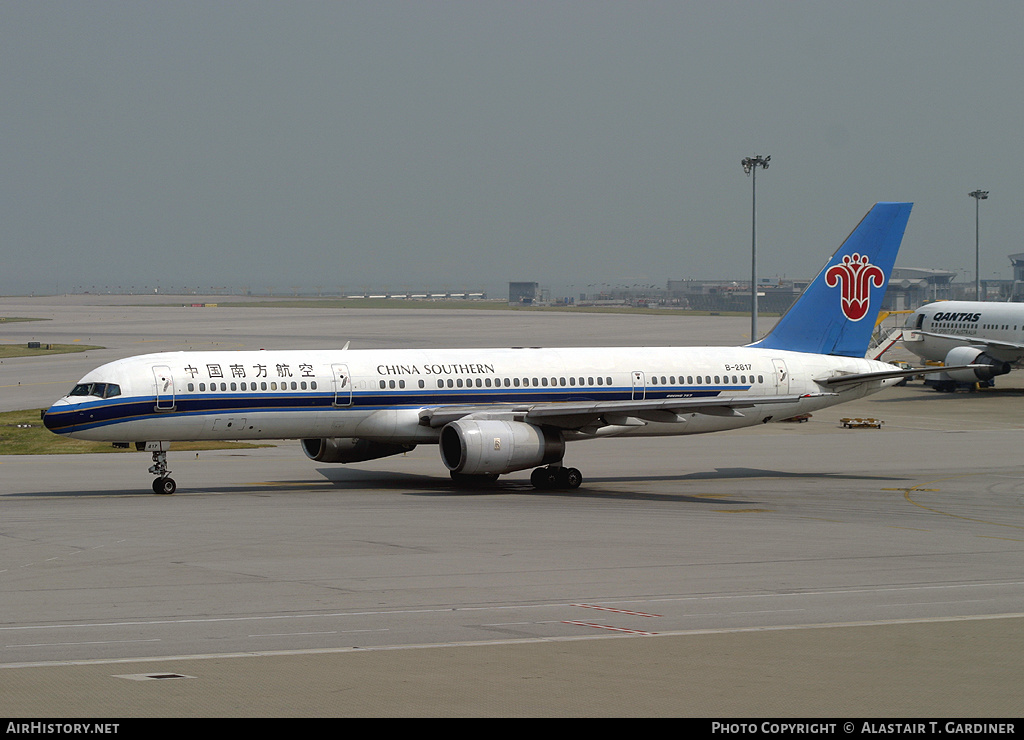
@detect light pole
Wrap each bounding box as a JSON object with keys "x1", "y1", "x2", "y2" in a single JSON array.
[
  {"x1": 742, "y1": 155, "x2": 770, "y2": 340},
  {"x1": 969, "y1": 189, "x2": 989, "y2": 301}
]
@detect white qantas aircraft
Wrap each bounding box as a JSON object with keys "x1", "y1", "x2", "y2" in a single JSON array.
[
  {"x1": 901, "y1": 300, "x2": 1024, "y2": 389},
  {"x1": 44, "y1": 202, "x2": 965, "y2": 494}
]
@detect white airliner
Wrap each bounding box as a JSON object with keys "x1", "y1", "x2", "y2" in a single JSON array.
[
  {"x1": 44, "y1": 202, "x2": 967, "y2": 494},
  {"x1": 901, "y1": 300, "x2": 1024, "y2": 389}
]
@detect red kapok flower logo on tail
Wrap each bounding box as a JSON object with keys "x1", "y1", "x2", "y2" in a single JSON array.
[{"x1": 825, "y1": 253, "x2": 885, "y2": 321}]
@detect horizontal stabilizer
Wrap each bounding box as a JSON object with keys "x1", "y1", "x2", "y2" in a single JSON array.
[{"x1": 815, "y1": 364, "x2": 982, "y2": 387}]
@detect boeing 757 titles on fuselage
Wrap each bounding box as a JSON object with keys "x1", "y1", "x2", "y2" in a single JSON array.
[{"x1": 44, "y1": 202, "x2": 973, "y2": 494}]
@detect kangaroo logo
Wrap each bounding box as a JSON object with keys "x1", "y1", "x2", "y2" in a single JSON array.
[{"x1": 825, "y1": 253, "x2": 885, "y2": 322}]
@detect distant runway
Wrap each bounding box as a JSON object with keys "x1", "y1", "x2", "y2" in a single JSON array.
[{"x1": 2, "y1": 296, "x2": 1023, "y2": 716}]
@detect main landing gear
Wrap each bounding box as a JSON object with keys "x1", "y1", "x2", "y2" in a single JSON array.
[
  {"x1": 530, "y1": 465, "x2": 582, "y2": 490},
  {"x1": 148, "y1": 447, "x2": 177, "y2": 495},
  {"x1": 449, "y1": 465, "x2": 584, "y2": 490}
]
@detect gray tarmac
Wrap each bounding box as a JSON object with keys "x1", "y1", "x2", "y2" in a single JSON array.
[{"x1": 2, "y1": 297, "x2": 1024, "y2": 717}]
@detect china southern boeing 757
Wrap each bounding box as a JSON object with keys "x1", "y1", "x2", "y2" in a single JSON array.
[{"x1": 43, "y1": 202, "x2": 967, "y2": 494}]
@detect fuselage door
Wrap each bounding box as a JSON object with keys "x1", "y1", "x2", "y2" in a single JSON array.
[
  {"x1": 332, "y1": 363, "x2": 353, "y2": 407},
  {"x1": 153, "y1": 365, "x2": 175, "y2": 411},
  {"x1": 771, "y1": 359, "x2": 790, "y2": 395},
  {"x1": 631, "y1": 371, "x2": 646, "y2": 400}
]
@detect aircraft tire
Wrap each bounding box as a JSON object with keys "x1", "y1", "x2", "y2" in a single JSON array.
[
  {"x1": 153, "y1": 477, "x2": 177, "y2": 495},
  {"x1": 531, "y1": 467, "x2": 582, "y2": 490},
  {"x1": 531, "y1": 467, "x2": 555, "y2": 489}
]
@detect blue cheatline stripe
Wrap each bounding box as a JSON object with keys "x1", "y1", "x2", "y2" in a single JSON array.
[{"x1": 45, "y1": 385, "x2": 741, "y2": 435}]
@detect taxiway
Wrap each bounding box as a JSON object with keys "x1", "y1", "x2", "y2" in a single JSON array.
[{"x1": 2, "y1": 296, "x2": 1022, "y2": 716}]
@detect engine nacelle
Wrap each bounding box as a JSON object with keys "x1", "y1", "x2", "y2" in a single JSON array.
[
  {"x1": 439, "y1": 420, "x2": 564, "y2": 476},
  {"x1": 301, "y1": 437, "x2": 415, "y2": 463},
  {"x1": 943, "y1": 346, "x2": 1012, "y2": 382}
]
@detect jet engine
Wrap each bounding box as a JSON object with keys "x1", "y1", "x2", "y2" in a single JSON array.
[
  {"x1": 943, "y1": 346, "x2": 1012, "y2": 382},
  {"x1": 301, "y1": 437, "x2": 415, "y2": 463},
  {"x1": 439, "y1": 420, "x2": 564, "y2": 476}
]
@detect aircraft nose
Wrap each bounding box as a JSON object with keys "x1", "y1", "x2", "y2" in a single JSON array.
[
  {"x1": 41, "y1": 405, "x2": 58, "y2": 431},
  {"x1": 41, "y1": 399, "x2": 70, "y2": 433}
]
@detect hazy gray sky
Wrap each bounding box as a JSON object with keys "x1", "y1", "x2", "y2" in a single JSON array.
[{"x1": 2, "y1": 1, "x2": 1021, "y2": 296}]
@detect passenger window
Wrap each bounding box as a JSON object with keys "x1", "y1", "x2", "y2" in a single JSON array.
[{"x1": 188, "y1": 383, "x2": 195, "y2": 392}]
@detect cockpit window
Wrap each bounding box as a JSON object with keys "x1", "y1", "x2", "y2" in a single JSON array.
[{"x1": 69, "y1": 383, "x2": 121, "y2": 399}]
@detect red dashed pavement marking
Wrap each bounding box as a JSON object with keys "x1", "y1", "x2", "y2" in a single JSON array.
[
  {"x1": 562, "y1": 620, "x2": 656, "y2": 636},
  {"x1": 571, "y1": 603, "x2": 662, "y2": 618}
]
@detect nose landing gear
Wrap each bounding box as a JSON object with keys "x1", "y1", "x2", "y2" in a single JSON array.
[{"x1": 145, "y1": 443, "x2": 176, "y2": 494}]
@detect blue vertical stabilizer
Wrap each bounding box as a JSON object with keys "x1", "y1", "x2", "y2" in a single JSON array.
[{"x1": 751, "y1": 202, "x2": 912, "y2": 357}]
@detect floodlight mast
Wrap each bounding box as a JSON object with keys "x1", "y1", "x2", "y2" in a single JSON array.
[
  {"x1": 968, "y1": 189, "x2": 989, "y2": 301},
  {"x1": 741, "y1": 155, "x2": 770, "y2": 340}
]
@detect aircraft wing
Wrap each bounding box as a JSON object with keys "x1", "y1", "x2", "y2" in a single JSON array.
[
  {"x1": 914, "y1": 331, "x2": 1024, "y2": 353},
  {"x1": 418, "y1": 393, "x2": 833, "y2": 430}
]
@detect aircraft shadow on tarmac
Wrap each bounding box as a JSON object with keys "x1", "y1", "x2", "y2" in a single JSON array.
[
  {"x1": 312, "y1": 465, "x2": 910, "y2": 504},
  {"x1": 7, "y1": 466, "x2": 909, "y2": 502}
]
